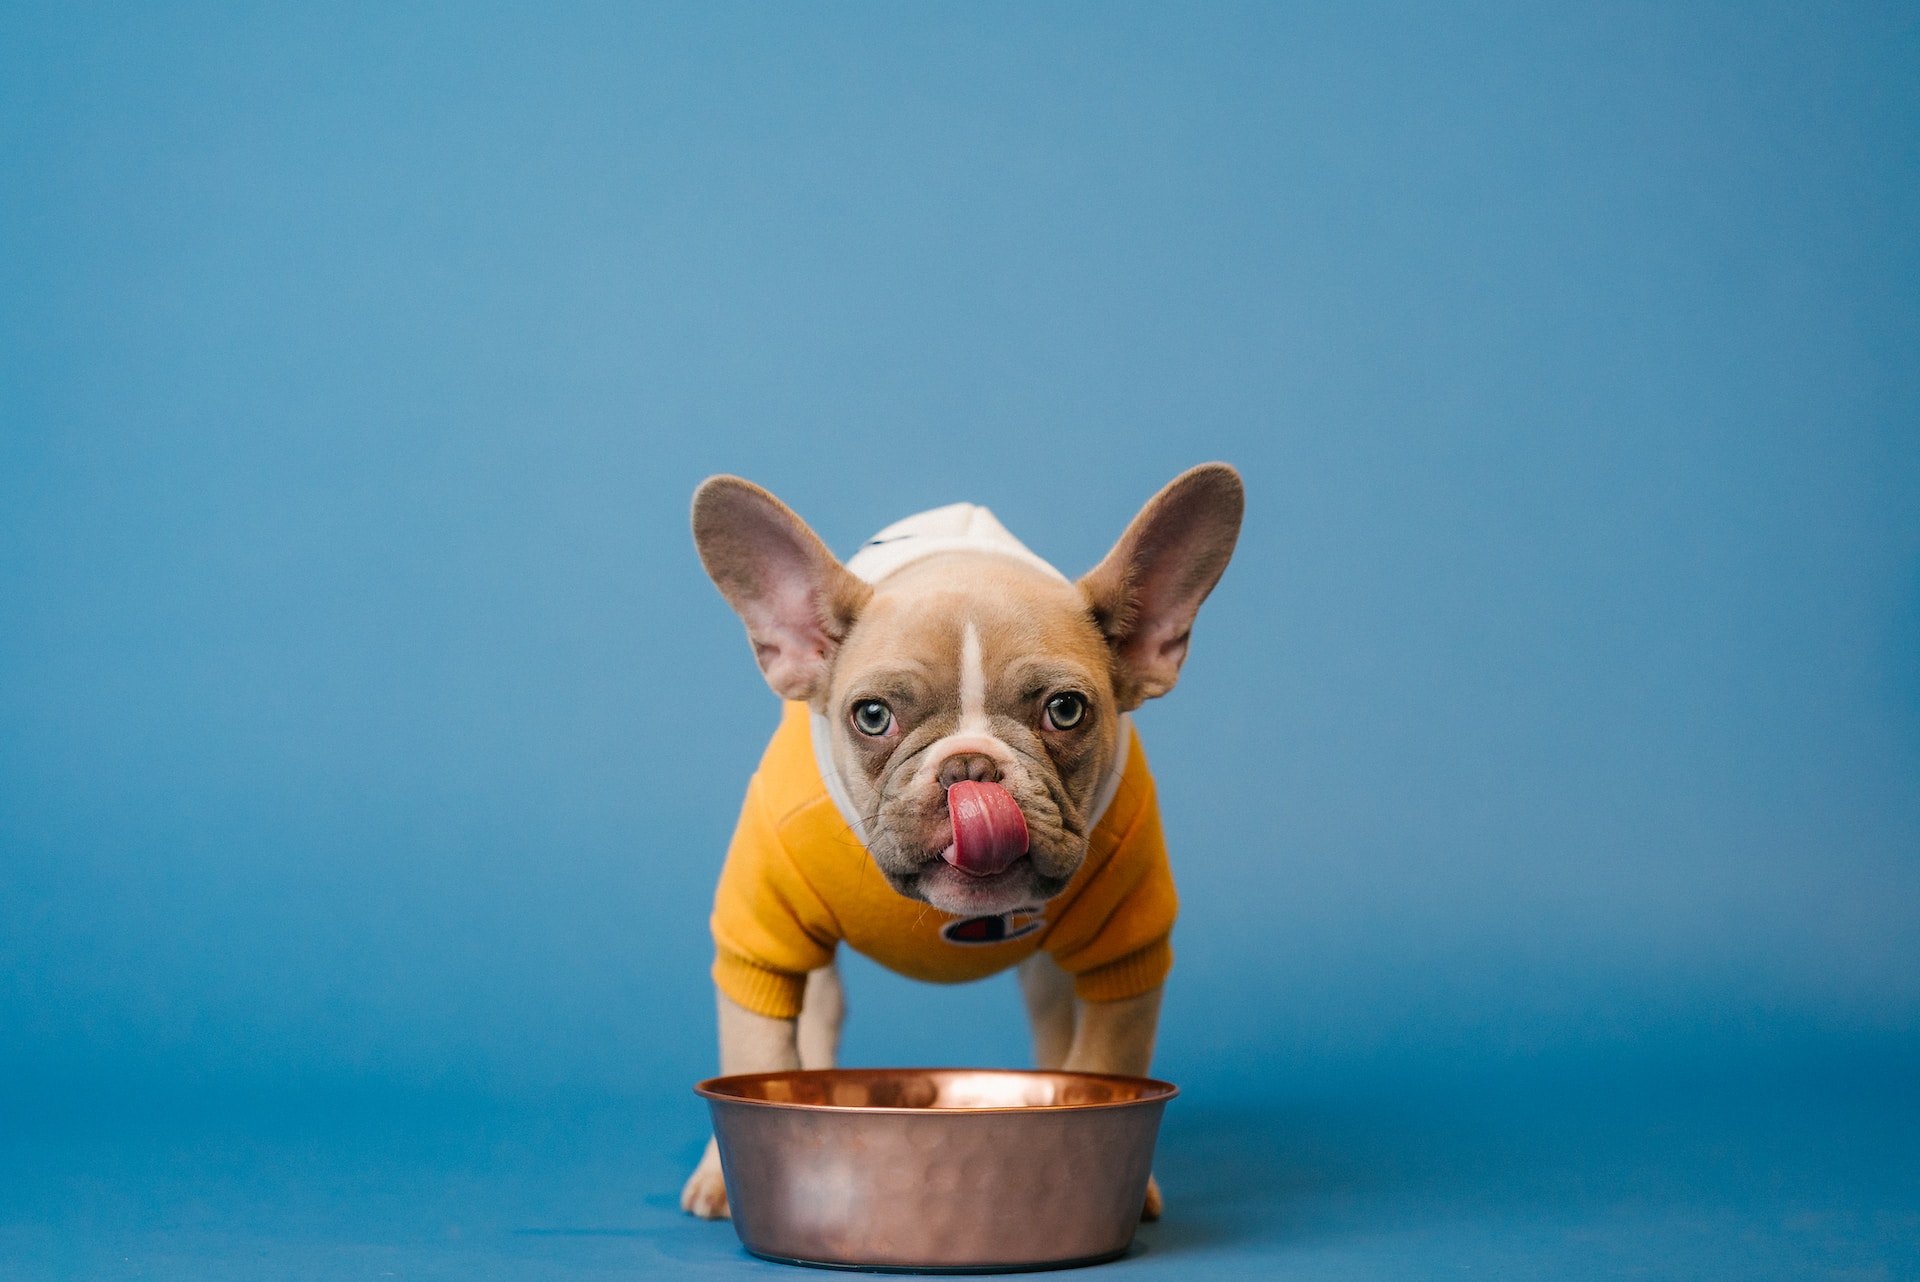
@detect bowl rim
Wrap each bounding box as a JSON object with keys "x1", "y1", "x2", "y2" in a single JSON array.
[{"x1": 694, "y1": 1066, "x2": 1178, "y2": 1115}]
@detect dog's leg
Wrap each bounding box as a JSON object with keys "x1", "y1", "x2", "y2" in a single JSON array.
[
  {"x1": 796, "y1": 962, "x2": 845, "y2": 1070},
  {"x1": 1061, "y1": 984, "x2": 1160, "y2": 1077},
  {"x1": 680, "y1": 988, "x2": 803, "y2": 1219},
  {"x1": 1017, "y1": 953, "x2": 1076, "y2": 1070},
  {"x1": 1062, "y1": 983, "x2": 1165, "y2": 1220}
]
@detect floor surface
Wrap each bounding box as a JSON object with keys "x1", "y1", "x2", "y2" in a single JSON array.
[{"x1": 4, "y1": 1046, "x2": 1916, "y2": 1280}]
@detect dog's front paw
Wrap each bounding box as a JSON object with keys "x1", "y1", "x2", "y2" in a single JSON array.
[
  {"x1": 680, "y1": 1137, "x2": 730, "y2": 1219},
  {"x1": 1141, "y1": 1173, "x2": 1162, "y2": 1221}
]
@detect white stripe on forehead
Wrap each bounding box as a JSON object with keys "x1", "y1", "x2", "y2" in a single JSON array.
[{"x1": 957, "y1": 620, "x2": 989, "y2": 737}]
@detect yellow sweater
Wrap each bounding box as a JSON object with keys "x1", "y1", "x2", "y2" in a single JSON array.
[{"x1": 711, "y1": 702, "x2": 1179, "y2": 1019}]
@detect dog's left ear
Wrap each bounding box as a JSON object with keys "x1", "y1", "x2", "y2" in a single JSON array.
[
  {"x1": 1079, "y1": 463, "x2": 1244, "y2": 710},
  {"x1": 692, "y1": 476, "x2": 873, "y2": 703}
]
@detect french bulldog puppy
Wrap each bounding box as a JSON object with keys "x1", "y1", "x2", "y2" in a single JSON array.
[{"x1": 680, "y1": 463, "x2": 1243, "y2": 1222}]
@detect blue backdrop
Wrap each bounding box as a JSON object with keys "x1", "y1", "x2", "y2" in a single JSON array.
[{"x1": 2, "y1": 4, "x2": 1916, "y2": 1277}]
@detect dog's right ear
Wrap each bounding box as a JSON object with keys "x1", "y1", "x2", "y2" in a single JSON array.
[{"x1": 691, "y1": 476, "x2": 873, "y2": 703}]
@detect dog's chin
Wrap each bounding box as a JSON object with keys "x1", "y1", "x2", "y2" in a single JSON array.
[
  {"x1": 904, "y1": 857, "x2": 1074, "y2": 917},
  {"x1": 915, "y1": 858, "x2": 1038, "y2": 916}
]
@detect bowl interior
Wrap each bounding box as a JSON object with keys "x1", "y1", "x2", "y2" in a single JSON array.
[{"x1": 696, "y1": 1067, "x2": 1176, "y2": 1112}]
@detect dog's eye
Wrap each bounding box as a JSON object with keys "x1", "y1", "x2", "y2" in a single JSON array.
[
  {"x1": 851, "y1": 699, "x2": 894, "y2": 737},
  {"x1": 1043, "y1": 692, "x2": 1087, "y2": 731}
]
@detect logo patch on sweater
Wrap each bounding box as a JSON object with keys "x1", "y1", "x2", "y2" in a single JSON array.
[{"x1": 941, "y1": 906, "x2": 1045, "y2": 945}]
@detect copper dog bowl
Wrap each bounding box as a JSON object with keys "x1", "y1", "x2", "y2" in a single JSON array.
[{"x1": 696, "y1": 1067, "x2": 1176, "y2": 1273}]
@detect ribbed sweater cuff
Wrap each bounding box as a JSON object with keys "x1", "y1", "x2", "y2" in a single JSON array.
[
  {"x1": 1072, "y1": 937, "x2": 1173, "y2": 1003},
  {"x1": 712, "y1": 949, "x2": 808, "y2": 1020}
]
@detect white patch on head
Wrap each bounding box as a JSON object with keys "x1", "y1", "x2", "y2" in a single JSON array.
[
  {"x1": 905, "y1": 618, "x2": 1018, "y2": 793},
  {"x1": 958, "y1": 619, "x2": 989, "y2": 738}
]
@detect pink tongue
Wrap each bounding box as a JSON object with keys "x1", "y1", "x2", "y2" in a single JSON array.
[{"x1": 945, "y1": 781, "x2": 1030, "y2": 877}]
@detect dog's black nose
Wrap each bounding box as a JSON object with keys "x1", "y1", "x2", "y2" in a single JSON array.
[{"x1": 938, "y1": 753, "x2": 1000, "y2": 787}]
